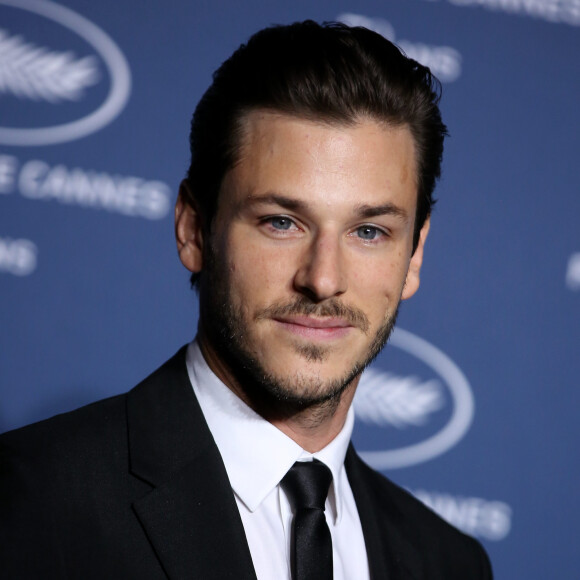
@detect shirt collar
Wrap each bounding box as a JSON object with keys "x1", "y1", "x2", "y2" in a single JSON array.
[{"x1": 185, "y1": 339, "x2": 354, "y2": 523}]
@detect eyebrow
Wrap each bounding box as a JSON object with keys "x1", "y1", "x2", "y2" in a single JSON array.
[
  {"x1": 245, "y1": 193, "x2": 308, "y2": 212},
  {"x1": 354, "y1": 203, "x2": 408, "y2": 221},
  {"x1": 244, "y1": 193, "x2": 408, "y2": 221}
]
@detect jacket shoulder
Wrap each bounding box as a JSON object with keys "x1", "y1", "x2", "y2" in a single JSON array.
[
  {"x1": 1, "y1": 391, "x2": 127, "y2": 468},
  {"x1": 346, "y1": 449, "x2": 493, "y2": 579},
  {"x1": 0, "y1": 346, "x2": 188, "y2": 469},
  {"x1": 0, "y1": 391, "x2": 132, "y2": 538},
  {"x1": 0, "y1": 352, "x2": 188, "y2": 579}
]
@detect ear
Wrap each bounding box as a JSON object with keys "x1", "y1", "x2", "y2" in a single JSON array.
[
  {"x1": 401, "y1": 217, "x2": 430, "y2": 301},
  {"x1": 175, "y1": 180, "x2": 204, "y2": 273}
]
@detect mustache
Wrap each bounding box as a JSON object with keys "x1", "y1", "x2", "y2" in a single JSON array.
[{"x1": 256, "y1": 297, "x2": 370, "y2": 333}]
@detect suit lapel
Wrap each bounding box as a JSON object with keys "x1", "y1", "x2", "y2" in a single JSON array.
[
  {"x1": 125, "y1": 349, "x2": 428, "y2": 580},
  {"x1": 127, "y1": 348, "x2": 257, "y2": 580},
  {"x1": 345, "y1": 445, "x2": 424, "y2": 580}
]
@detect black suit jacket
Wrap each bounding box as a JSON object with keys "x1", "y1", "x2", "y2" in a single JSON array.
[{"x1": 1, "y1": 348, "x2": 492, "y2": 579}]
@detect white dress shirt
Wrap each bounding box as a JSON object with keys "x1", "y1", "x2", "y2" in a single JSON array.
[{"x1": 185, "y1": 340, "x2": 370, "y2": 580}]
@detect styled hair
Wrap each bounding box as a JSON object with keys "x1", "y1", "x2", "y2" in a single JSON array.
[{"x1": 186, "y1": 20, "x2": 447, "y2": 285}]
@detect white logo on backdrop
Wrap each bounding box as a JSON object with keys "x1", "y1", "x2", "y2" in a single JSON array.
[
  {"x1": 0, "y1": 236, "x2": 37, "y2": 275},
  {"x1": 422, "y1": 0, "x2": 580, "y2": 27},
  {"x1": 337, "y1": 13, "x2": 462, "y2": 83},
  {"x1": 0, "y1": 154, "x2": 172, "y2": 219},
  {"x1": 355, "y1": 370, "x2": 445, "y2": 429},
  {"x1": 0, "y1": 28, "x2": 100, "y2": 102},
  {"x1": 412, "y1": 488, "x2": 513, "y2": 541},
  {"x1": 566, "y1": 252, "x2": 580, "y2": 290},
  {"x1": 355, "y1": 328, "x2": 474, "y2": 469},
  {"x1": 0, "y1": 0, "x2": 131, "y2": 146}
]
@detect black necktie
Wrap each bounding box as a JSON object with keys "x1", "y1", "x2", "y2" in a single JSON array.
[{"x1": 281, "y1": 460, "x2": 333, "y2": 580}]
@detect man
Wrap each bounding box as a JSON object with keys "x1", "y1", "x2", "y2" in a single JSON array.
[{"x1": 1, "y1": 21, "x2": 493, "y2": 579}]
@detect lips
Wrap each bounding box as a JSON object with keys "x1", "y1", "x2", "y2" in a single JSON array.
[
  {"x1": 255, "y1": 297, "x2": 370, "y2": 334},
  {"x1": 276, "y1": 315, "x2": 350, "y2": 328},
  {"x1": 273, "y1": 316, "x2": 353, "y2": 339}
]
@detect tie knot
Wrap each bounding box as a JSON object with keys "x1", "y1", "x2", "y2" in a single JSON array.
[{"x1": 281, "y1": 460, "x2": 333, "y2": 511}]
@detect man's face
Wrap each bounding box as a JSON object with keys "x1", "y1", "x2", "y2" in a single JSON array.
[{"x1": 182, "y1": 111, "x2": 428, "y2": 412}]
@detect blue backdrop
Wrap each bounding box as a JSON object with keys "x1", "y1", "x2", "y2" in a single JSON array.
[{"x1": 2, "y1": 1, "x2": 579, "y2": 578}]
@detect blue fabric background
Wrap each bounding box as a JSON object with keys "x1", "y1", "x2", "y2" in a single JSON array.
[{"x1": 1, "y1": 1, "x2": 579, "y2": 577}]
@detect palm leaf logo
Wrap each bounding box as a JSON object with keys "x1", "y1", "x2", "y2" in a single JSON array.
[
  {"x1": 0, "y1": 28, "x2": 100, "y2": 103},
  {"x1": 354, "y1": 368, "x2": 445, "y2": 428}
]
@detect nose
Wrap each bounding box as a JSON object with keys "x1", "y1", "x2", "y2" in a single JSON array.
[{"x1": 293, "y1": 232, "x2": 347, "y2": 301}]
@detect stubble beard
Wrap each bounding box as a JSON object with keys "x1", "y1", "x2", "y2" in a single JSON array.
[{"x1": 200, "y1": 256, "x2": 399, "y2": 418}]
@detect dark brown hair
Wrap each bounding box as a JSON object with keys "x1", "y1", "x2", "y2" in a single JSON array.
[{"x1": 186, "y1": 20, "x2": 447, "y2": 285}]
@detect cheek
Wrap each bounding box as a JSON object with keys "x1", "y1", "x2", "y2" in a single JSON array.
[
  {"x1": 350, "y1": 259, "x2": 410, "y2": 329},
  {"x1": 227, "y1": 243, "x2": 295, "y2": 300},
  {"x1": 353, "y1": 257, "x2": 408, "y2": 299}
]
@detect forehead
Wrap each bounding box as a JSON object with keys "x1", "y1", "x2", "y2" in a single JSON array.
[{"x1": 220, "y1": 110, "x2": 418, "y2": 214}]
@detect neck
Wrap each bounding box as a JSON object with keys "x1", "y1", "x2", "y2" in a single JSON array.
[
  {"x1": 268, "y1": 391, "x2": 356, "y2": 452},
  {"x1": 197, "y1": 330, "x2": 358, "y2": 453}
]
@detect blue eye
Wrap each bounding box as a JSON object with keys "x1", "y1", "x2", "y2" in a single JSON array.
[
  {"x1": 270, "y1": 217, "x2": 293, "y2": 230},
  {"x1": 357, "y1": 226, "x2": 380, "y2": 240}
]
